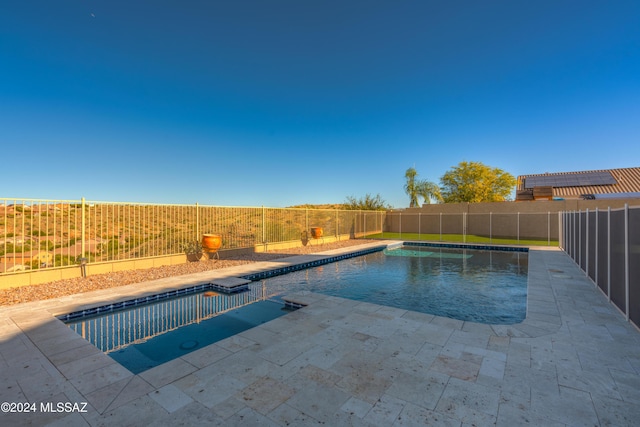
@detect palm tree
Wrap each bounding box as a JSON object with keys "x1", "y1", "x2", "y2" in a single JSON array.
[
  {"x1": 404, "y1": 168, "x2": 420, "y2": 207},
  {"x1": 404, "y1": 167, "x2": 442, "y2": 207},
  {"x1": 418, "y1": 181, "x2": 442, "y2": 204}
]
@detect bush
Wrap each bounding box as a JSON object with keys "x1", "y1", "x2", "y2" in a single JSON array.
[{"x1": 40, "y1": 240, "x2": 54, "y2": 251}]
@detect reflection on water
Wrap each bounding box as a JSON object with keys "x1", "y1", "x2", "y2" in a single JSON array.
[
  {"x1": 261, "y1": 246, "x2": 528, "y2": 324},
  {"x1": 65, "y1": 285, "x2": 271, "y2": 354}
]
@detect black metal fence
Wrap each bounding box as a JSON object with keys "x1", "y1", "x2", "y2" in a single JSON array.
[{"x1": 561, "y1": 205, "x2": 640, "y2": 327}]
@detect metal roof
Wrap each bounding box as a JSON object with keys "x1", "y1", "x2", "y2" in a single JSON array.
[{"x1": 517, "y1": 167, "x2": 640, "y2": 198}]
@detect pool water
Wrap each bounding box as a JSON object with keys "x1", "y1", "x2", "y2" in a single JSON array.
[
  {"x1": 262, "y1": 245, "x2": 528, "y2": 324},
  {"x1": 63, "y1": 244, "x2": 527, "y2": 373},
  {"x1": 64, "y1": 289, "x2": 289, "y2": 374},
  {"x1": 109, "y1": 300, "x2": 287, "y2": 373}
]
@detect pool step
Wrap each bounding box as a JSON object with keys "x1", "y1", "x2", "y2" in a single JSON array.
[
  {"x1": 208, "y1": 277, "x2": 251, "y2": 293},
  {"x1": 281, "y1": 294, "x2": 311, "y2": 310}
]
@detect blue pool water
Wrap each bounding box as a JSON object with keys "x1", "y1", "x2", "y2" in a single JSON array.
[
  {"x1": 262, "y1": 245, "x2": 528, "y2": 325},
  {"x1": 63, "y1": 289, "x2": 289, "y2": 374},
  {"x1": 62, "y1": 244, "x2": 528, "y2": 373}
]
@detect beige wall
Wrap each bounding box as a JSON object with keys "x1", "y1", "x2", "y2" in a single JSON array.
[
  {"x1": 400, "y1": 199, "x2": 639, "y2": 214},
  {"x1": 0, "y1": 254, "x2": 188, "y2": 290},
  {"x1": 386, "y1": 199, "x2": 640, "y2": 240},
  {"x1": 0, "y1": 234, "x2": 360, "y2": 290}
]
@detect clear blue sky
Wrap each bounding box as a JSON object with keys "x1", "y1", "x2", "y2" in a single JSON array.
[{"x1": 2, "y1": 1, "x2": 639, "y2": 208}]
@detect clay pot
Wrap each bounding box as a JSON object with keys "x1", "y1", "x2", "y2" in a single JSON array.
[
  {"x1": 201, "y1": 234, "x2": 222, "y2": 253},
  {"x1": 310, "y1": 227, "x2": 323, "y2": 239}
]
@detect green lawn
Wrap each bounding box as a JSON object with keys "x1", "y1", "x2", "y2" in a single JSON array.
[{"x1": 364, "y1": 232, "x2": 558, "y2": 247}]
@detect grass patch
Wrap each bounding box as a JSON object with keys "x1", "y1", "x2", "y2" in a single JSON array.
[{"x1": 364, "y1": 232, "x2": 557, "y2": 247}]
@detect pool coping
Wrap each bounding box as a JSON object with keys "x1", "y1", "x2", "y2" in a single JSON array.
[{"x1": 1, "y1": 240, "x2": 639, "y2": 425}]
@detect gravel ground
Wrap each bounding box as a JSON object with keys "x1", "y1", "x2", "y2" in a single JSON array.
[{"x1": 0, "y1": 240, "x2": 377, "y2": 306}]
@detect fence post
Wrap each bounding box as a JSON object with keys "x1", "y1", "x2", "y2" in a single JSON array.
[
  {"x1": 81, "y1": 197, "x2": 86, "y2": 259},
  {"x1": 565, "y1": 212, "x2": 572, "y2": 254},
  {"x1": 489, "y1": 212, "x2": 492, "y2": 244},
  {"x1": 565, "y1": 211, "x2": 568, "y2": 251},
  {"x1": 625, "y1": 203, "x2": 630, "y2": 320},
  {"x1": 262, "y1": 206, "x2": 266, "y2": 244},
  {"x1": 565, "y1": 211, "x2": 568, "y2": 252},
  {"x1": 564, "y1": 211, "x2": 568, "y2": 252},
  {"x1": 566, "y1": 211, "x2": 569, "y2": 252},
  {"x1": 568, "y1": 211, "x2": 571, "y2": 251},
  {"x1": 569, "y1": 211, "x2": 572, "y2": 254},
  {"x1": 364, "y1": 213, "x2": 367, "y2": 238},
  {"x1": 439, "y1": 212, "x2": 442, "y2": 241},
  {"x1": 196, "y1": 202, "x2": 200, "y2": 240},
  {"x1": 607, "y1": 207, "x2": 611, "y2": 302},
  {"x1": 559, "y1": 212, "x2": 562, "y2": 250},
  {"x1": 418, "y1": 212, "x2": 421, "y2": 239},
  {"x1": 399, "y1": 212, "x2": 402, "y2": 238},
  {"x1": 517, "y1": 212, "x2": 520, "y2": 244},
  {"x1": 578, "y1": 210, "x2": 582, "y2": 268},
  {"x1": 595, "y1": 208, "x2": 598, "y2": 287},
  {"x1": 463, "y1": 212, "x2": 467, "y2": 243},
  {"x1": 586, "y1": 209, "x2": 589, "y2": 277},
  {"x1": 548, "y1": 211, "x2": 551, "y2": 246},
  {"x1": 573, "y1": 210, "x2": 578, "y2": 261},
  {"x1": 593, "y1": 207, "x2": 600, "y2": 286}
]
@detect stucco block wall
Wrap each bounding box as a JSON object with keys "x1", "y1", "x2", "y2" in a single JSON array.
[{"x1": 385, "y1": 199, "x2": 640, "y2": 240}]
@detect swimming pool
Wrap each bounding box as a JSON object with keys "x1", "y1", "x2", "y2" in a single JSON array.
[
  {"x1": 258, "y1": 244, "x2": 528, "y2": 324},
  {"x1": 61, "y1": 243, "x2": 528, "y2": 373}
]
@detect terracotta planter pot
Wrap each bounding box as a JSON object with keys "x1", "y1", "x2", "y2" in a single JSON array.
[
  {"x1": 201, "y1": 234, "x2": 222, "y2": 253},
  {"x1": 310, "y1": 227, "x2": 323, "y2": 239}
]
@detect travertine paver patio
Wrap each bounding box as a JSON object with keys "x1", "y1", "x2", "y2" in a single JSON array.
[{"x1": 1, "y1": 241, "x2": 640, "y2": 426}]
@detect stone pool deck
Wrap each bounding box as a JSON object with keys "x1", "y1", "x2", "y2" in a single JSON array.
[{"x1": 1, "y1": 241, "x2": 640, "y2": 426}]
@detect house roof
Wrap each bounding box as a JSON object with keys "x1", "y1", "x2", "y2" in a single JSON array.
[{"x1": 517, "y1": 167, "x2": 640, "y2": 199}]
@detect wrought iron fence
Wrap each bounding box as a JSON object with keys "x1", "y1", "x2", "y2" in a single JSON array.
[
  {"x1": 1, "y1": 196, "x2": 568, "y2": 278},
  {"x1": 561, "y1": 204, "x2": 640, "y2": 328},
  {"x1": 0, "y1": 198, "x2": 384, "y2": 274}
]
